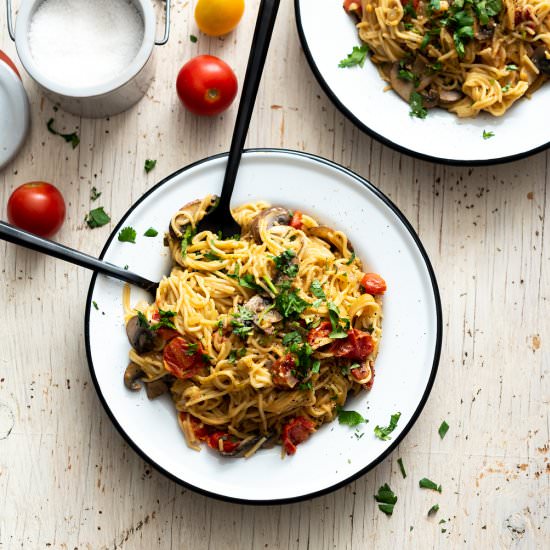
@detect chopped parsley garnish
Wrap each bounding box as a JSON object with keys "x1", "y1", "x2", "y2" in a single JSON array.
[
  {"x1": 46, "y1": 118, "x2": 80, "y2": 148},
  {"x1": 275, "y1": 285, "x2": 310, "y2": 318},
  {"x1": 473, "y1": 0, "x2": 502, "y2": 26},
  {"x1": 190, "y1": 34, "x2": 198, "y2": 43},
  {"x1": 144, "y1": 227, "x2": 158, "y2": 237},
  {"x1": 327, "y1": 302, "x2": 349, "y2": 339},
  {"x1": 429, "y1": 0, "x2": 441, "y2": 10},
  {"x1": 505, "y1": 64, "x2": 518, "y2": 71},
  {"x1": 231, "y1": 306, "x2": 255, "y2": 338},
  {"x1": 419, "y1": 477, "x2": 442, "y2": 492},
  {"x1": 203, "y1": 251, "x2": 220, "y2": 261},
  {"x1": 144, "y1": 159, "x2": 157, "y2": 173},
  {"x1": 150, "y1": 309, "x2": 176, "y2": 330},
  {"x1": 136, "y1": 310, "x2": 149, "y2": 327},
  {"x1": 337, "y1": 407, "x2": 367, "y2": 427},
  {"x1": 397, "y1": 457, "x2": 407, "y2": 478},
  {"x1": 287, "y1": 340, "x2": 318, "y2": 379},
  {"x1": 374, "y1": 412, "x2": 401, "y2": 440},
  {"x1": 310, "y1": 279, "x2": 326, "y2": 299},
  {"x1": 228, "y1": 347, "x2": 246, "y2": 363},
  {"x1": 92, "y1": 301, "x2": 99, "y2": 310},
  {"x1": 398, "y1": 69, "x2": 417, "y2": 83},
  {"x1": 345, "y1": 252, "x2": 356, "y2": 265},
  {"x1": 272, "y1": 249, "x2": 299, "y2": 278},
  {"x1": 428, "y1": 504, "x2": 440, "y2": 516},
  {"x1": 311, "y1": 360, "x2": 321, "y2": 373},
  {"x1": 118, "y1": 226, "x2": 137, "y2": 243},
  {"x1": 85, "y1": 207, "x2": 110, "y2": 228},
  {"x1": 90, "y1": 187, "x2": 101, "y2": 201},
  {"x1": 482, "y1": 130, "x2": 495, "y2": 140},
  {"x1": 403, "y1": 1, "x2": 417, "y2": 18},
  {"x1": 338, "y1": 45, "x2": 369, "y2": 68},
  {"x1": 374, "y1": 484, "x2": 397, "y2": 516},
  {"x1": 409, "y1": 92, "x2": 428, "y2": 119},
  {"x1": 438, "y1": 420, "x2": 449, "y2": 439},
  {"x1": 180, "y1": 225, "x2": 196, "y2": 257},
  {"x1": 227, "y1": 264, "x2": 263, "y2": 291},
  {"x1": 298, "y1": 381, "x2": 313, "y2": 391},
  {"x1": 185, "y1": 343, "x2": 199, "y2": 355},
  {"x1": 501, "y1": 83, "x2": 511, "y2": 93},
  {"x1": 420, "y1": 34, "x2": 431, "y2": 50},
  {"x1": 282, "y1": 331, "x2": 303, "y2": 347}
]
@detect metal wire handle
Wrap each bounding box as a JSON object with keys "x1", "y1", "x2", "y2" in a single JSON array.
[{"x1": 5, "y1": 0, "x2": 170, "y2": 45}]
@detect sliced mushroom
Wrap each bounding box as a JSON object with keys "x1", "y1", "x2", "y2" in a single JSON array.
[
  {"x1": 219, "y1": 433, "x2": 274, "y2": 457},
  {"x1": 124, "y1": 362, "x2": 144, "y2": 390},
  {"x1": 438, "y1": 89, "x2": 464, "y2": 105},
  {"x1": 244, "y1": 295, "x2": 283, "y2": 334},
  {"x1": 390, "y1": 62, "x2": 414, "y2": 102},
  {"x1": 144, "y1": 378, "x2": 171, "y2": 399},
  {"x1": 169, "y1": 196, "x2": 218, "y2": 240},
  {"x1": 421, "y1": 88, "x2": 439, "y2": 109},
  {"x1": 126, "y1": 316, "x2": 157, "y2": 354},
  {"x1": 532, "y1": 46, "x2": 550, "y2": 75},
  {"x1": 308, "y1": 225, "x2": 354, "y2": 257},
  {"x1": 249, "y1": 207, "x2": 291, "y2": 244},
  {"x1": 412, "y1": 56, "x2": 436, "y2": 92}
]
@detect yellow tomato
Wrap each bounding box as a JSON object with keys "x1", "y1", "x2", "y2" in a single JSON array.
[{"x1": 195, "y1": 0, "x2": 245, "y2": 37}]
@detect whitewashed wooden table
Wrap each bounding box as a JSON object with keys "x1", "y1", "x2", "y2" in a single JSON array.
[{"x1": 1, "y1": 1, "x2": 548, "y2": 548}]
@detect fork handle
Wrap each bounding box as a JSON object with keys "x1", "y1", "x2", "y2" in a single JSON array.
[
  {"x1": 0, "y1": 221, "x2": 158, "y2": 293},
  {"x1": 217, "y1": 0, "x2": 281, "y2": 213}
]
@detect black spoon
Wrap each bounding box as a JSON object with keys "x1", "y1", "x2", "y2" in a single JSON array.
[
  {"x1": 196, "y1": 0, "x2": 281, "y2": 237},
  {"x1": 0, "y1": 221, "x2": 158, "y2": 295}
]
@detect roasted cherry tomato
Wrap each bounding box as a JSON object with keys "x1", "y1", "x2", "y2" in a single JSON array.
[
  {"x1": 307, "y1": 321, "x2": 332, "y2": 348},
  {"x1": 360, "y1": 273, "x2": 387, "y2": 295},
  {"x1": 329, "y1": 329, "x2": 374, "y2": 361},
  {"x1": 0, "y1": 50, "x2": 20, "y2": 79},
  {"x1": 343, "y1": 0, "x2": 362, "y2": 16},
  {"x1": 195, "y1": 0, "x2": 245, "y2": 36},
  {"x1": 176, "y1": 55, "x2": 238, "y2": 116},
  {"x1": 163, "y1": 337, "x2": 208, "y2": 379},
  {"x1": 281, "y1": 417, "x2": 315, "y2": 455},
  {"x1": 270, "y1": 354, "x2": 299, "y2": 389},
  {"x1": 289, "y1": 211, "x2": 303, "y2": 230},
  {"x1": 207, "y1": 431, "x2": 240, "y2": 453},
  {"x1": 351, "y1": 363, "x2": 370, "y2": 383},
  {"x1": 7, "y1": 182, "x2": 66, "y2": 238}
]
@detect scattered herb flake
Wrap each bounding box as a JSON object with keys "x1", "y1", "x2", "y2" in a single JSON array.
[
  {"x1": 92, "y1": 301, "x2": 99, "y2": 310},
  {"x1": 438, "y1": 420, "x2": 449, "y2": 439},
  {"x1": 505, "y1": 64, "x2": 518, "y2": 71},
  {"x1": 345, "y1": 252, "x2": 356, "y2": 265},
  {"x1": 337, "y1": 407, "x2": 367, "y2": 427},
  {"x1": 338, "y1": 45, "x2": 369, "y2": 68},
  {"x1": 483, "y1": 130, "x2": 495, "y2": 140},
  {"x1": 272, "y1": 249, "x2": 299, "y2": 278},
  {"x1": 144, "y1": 227, "x2": 158, "y2": 237},
  {"x1": 46, "y1": 118, "x2": 80, "y2": 148},
  {"x1": 374, "y1": 483, "x2": 397, "y2": 516},
  {"x1": 419, "y1": 477, "x2": 442, "y2": 492},
  {"x1": 85, "y1": 207, "x2": 110, "y2": 229},
  {"x1": 275, "y1": 285, "x2": 310, "y2": 318},
  {"x1": 282, "y1": 331, "x2": 303, "y2": 347},
  {"x1": 397, "y1": 457, "x2": 407, "y2": 478},
  {"x1": 118, "y1": 226, "x2": 137, "y2": 243},
  {"x1": 310, "y1": 279, "x2": 326, "y2": 299},
  {"x1": 190, "y1": 34, "x2": 198, "y2": 43},
  {"x1": 327, "y1": 302, "x2": 348, "y2": 339},
  {"x1": 90, "y1": 187, "x2": 101, "y2": 201},
  {"x1": 374, "y1": 412, "x2": 401, "y2": 440},
  {"x1": 150, "y1": 309, "x2": 176, "y2": 330},
  {"x1": 409, "y1": 92, "x2": 428, "y2": 119},
  {"x1": 428, "y1": 504, "x2": 440, "y2": 516},
  {"x1": 144, "y1": 159, "x2": 157, "y2": 173}
]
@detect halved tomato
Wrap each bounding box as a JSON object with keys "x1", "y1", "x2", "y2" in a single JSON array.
[
  {"x1": 163, "y1": 337, "x2": 208, "y2": 379},
  {"x1": 281, "y1": 416, "x2": 315, "y2": 455},
  {"x1": 330, "y1": 329, "x2": 374, "y2": 361}
]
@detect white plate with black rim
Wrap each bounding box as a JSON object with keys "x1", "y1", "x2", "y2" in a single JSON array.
[
  {"x1": 85, "y1": 149, "x2": 442, "y2": 504},
  {"x1": 294, "y1": 0, "x2": 550, "y2": 166}
]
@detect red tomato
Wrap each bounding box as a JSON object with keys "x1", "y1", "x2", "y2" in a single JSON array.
[
  {"x1": 343, "y1": 0, "x2": 362, "y2": 15},
  {"x1": 289, "y1": 211, "x2": 303, "y2": 230},
  {"x1": 270, "y1": 354, "x2": 299, "y2": 389},
  {"x1": 281, "y1": 417, "x2": 315, "y2": 455},
  {"x1": 329, "y1": 329, "x2": 374, "y2": 361},
  {"x1": 176, "y1": 55, "x2": 238, "y2": 116},
  {"x1": 182, "y1": 413, "x2": 210, "y2": 440},
  {"x1": 163, "y1": 337, "x2": 208, "y2": 379},
  {"x1": 207, "y1": 431, "x2": 240, "y2": 453},
  {"x1": 351, "y1": 363, "x2": 370, "y2": 383},
  {"x1": 0, "y1": 50, "x2": 20, "y2": 79},
  {"x1": 7, "y1": 182, "x2": 66, "y2": 238},
  {"x1": 360, "y1": 273, "x2": 387, "y2": 295},
  {"x1": 307, "y1": 321, "x2": 332, "y2": 347}
]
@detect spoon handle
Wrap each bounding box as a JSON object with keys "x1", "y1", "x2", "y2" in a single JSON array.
[
  {"x1": 0, "y1": 221, "x2": 158, "y2": 293},
  {"x1": 217, "y1": 0, "x2": 281, "y2": 213}
]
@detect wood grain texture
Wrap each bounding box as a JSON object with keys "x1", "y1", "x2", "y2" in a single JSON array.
[{"x1": 1, "y1": 1, "x2": 548, "y2": 548}]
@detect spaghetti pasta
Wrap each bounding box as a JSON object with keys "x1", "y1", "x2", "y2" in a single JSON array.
[
  {"x1": 343, "y1": 0, "x2": 550, "y2": 117},
  {"x1": 123, "y1": 196, "x2": 385, "y2": 457}
]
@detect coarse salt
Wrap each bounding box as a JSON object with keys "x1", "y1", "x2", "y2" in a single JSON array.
[{"x1": 28, "y1": 0, "x2": 144, "y2": 89}]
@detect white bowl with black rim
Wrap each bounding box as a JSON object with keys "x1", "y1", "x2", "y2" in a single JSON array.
[
  {"x1": 294, "y1": 0, "x2": 550, "y2": 166},
  {"x1": 85, "y1": 149, "x2": 442, "y2": 504}
]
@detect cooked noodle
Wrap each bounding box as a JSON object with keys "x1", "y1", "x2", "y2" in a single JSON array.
[
  {"x1": 344, "y1": 0, "x2": 550, "y2": 116},
  {"x1": 123, "y1": 196, "x2": 384, "y2": 457}
]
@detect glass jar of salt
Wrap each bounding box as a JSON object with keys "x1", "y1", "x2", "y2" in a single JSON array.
[{"x1": 7, "y1": 0, "x2": 170, "y2": 117}]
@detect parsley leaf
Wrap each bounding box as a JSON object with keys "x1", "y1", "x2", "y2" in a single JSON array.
[
  {"x1": 85, "y1": 207, "x2": 110, "y2": 228},
  {"x1": 438, "y1": 420, "x2": 449, "y2": 439},
  {"x1": 90, "y1": 187, "x2": 101, "y2": 201},
  {"x1": 92, "y1": 301, "x2": 99, "y2": 310},
  {"x1": 374, "y1": 412, "x2": 401, "y2": 440},
  {"x1": 275, "y1": 286, "x2": 310, "y2": 318},
  {"x1": 409, "y1": 92, "x2": 428, "y2": 119},
  {"x1": 228, "y1": 347, "x2": 246, "y2": 363},
  {"x1": 231, "y1": 306, "x2": 255, "y2": 338},
  {"x1": 227, "y1": 265, "x2": 263, "y2": 291},
  {"x1": 190, "y1": 34, "x2": 198, "y2": 43},
  {"x1": 345, "y1": 252, "x2": 356, "y2": 265},
  {"x1": 136, "y1": 310, "x2": 149, "y2": 327},
  {"x1": 282, "y1": 331, "x2": 303, "y2": 347},
  {"x1": 144, "y1": 227, "x2": 158, "y2": 237},
  {"x1": 311, "y1": 360, "x2": 321, "y2": 373},
  {"x1": 46, "y1": 118, "x2": 80, "y2": 148},
  {"x1": 482, "y1": 130, "x2": 495, "y2": 140},
  {"x1": 397, "y1": 457, "x2": 407, "y2": 478},
  {"x1": 419, "y1": 477, "x2": 442, "y2": 492},
  {"x1": 203, "y1": 251, "x2": 220, "y2": 261},
  {"x1": 180, "y1": 225, "x2": 196, "y2": 257},
  {"x1": 310, "y1": 279, "x2": 326, "y2": 299},
  {"x1": 374, "y1": 484, "x2": 397, "y2": 515},
  {"x1": 327, "y1": 302, "x2": 348, "y2": 339},
  {"x1": 428, "y1": 504, "x2": 440, "y2": 516},
  {"x1": 505, "y1": 64, "x2": 518, "y2": 71},
  {"x1": 338, "y1": 45, "x2": 369, "y2": 68},
  {"x1": 118, "y1": 226, "x2": 137, "y2": 243},
  {"x1": 429, "y1": 0, "x2": 441, "y2": 10},
  {"x1": 272, "y1": 249, "x2": 299, "y2": 278},
  {"x1": 337, "y1": 407, "x2": 367, "y2": 427},
  {"x1": 149, "y1": 309, "x2": 176, "y2": 330},
  {"x1": 403, "y1": 1, "x2": 417, "y2": 17},
  {"x1": 144, "y1": 159, "x2": 157, "y2": 173}
]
